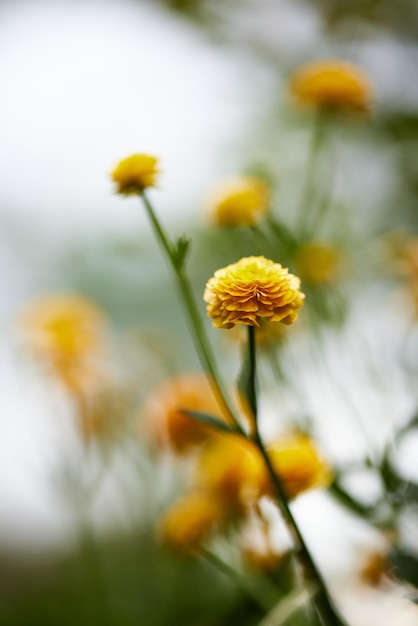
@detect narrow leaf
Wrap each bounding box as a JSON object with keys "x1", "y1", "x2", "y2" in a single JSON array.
[
  {"x1": 255, "y1": 583, "x2": 318, "y2": 626},
  {"x1": 182, "y1": 409, "x2": 238, "y2": 434}
]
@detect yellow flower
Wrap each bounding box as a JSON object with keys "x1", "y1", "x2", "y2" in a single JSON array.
[
  {"x1": 295, "y1": 242, "x2": 342, "y2": 285},
  {"x1": 204, "y1": 256, "x2": 305, "y2": 329},
  {"x1": 290, "y1": 60, "x2": 373, "y2": 115},
  {"x1": 242, "y1": 545, "x2": 285, "y2": 575},
  {"x1": 194, "y1": 435, "x2": 264, "y2": 515},
  {"x1": 158, "y1": 492, "x2": 225, "y2": 553},
  {"x1": 260, "y1": 434, "x2": 333, "y2": 500},
  {"x1": 111, "y1": 153, "x2": 159, "y2": 194},
  {"x1": 20, "y1": 294, "x2": 106, "y2": 389},
  {"x1": 208, "y1": 176, "x2": 270, "y2": 227},
  {"x1": 140, "y1": 373, "x2": 229, "y2": 454}
]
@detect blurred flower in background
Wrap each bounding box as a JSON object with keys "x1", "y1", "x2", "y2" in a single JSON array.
[{"x1": 1, "y1": 0, "x2": 418, "y2": 625}]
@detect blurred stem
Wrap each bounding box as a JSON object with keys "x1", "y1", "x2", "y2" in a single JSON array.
[
  {"x1": 298, "y1": 113, "x2": 327, "y2": 239},
  {"x1": 200, "y1": 548, "x2": 272, "y2": 612},
  {"x1": 247, "y1": 326, "x2": 348, "y2": 626},
  {"x1": 140, "y1": 191, "x2": 244, "y2": 434}
]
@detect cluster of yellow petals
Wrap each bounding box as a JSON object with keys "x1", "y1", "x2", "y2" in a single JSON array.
[
  {"x1": 21, "y1": 294, "x2": 106, "y2": 390},
  {"x1": 204, "y1": 256, "x2": 305, "y2": 329},
  {"x1": 111, "y1": 153, "x2": 159, "y2": 195},
  {"x1": 208, "y1": 176, "x2": 270, "y2": 228},
  {"x1": 140, "y1": 374, "x2": 228, "y2": 454},
  {"x1": 158, "y1": 491, "x2": 225, "y2": 553},
  {"x1": 290, "y1": 60, "x2": 373, "y2": 115},
  {"x1": 295, "y1": 242, "x2": 342, "y2": 285}
]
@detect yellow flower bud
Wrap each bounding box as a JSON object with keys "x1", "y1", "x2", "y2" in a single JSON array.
[
  {"x1": 111, "y1": 153, "x2": 159, "y2": 194},
  {"x1": 290, "y1": 60, "x2": 373, "y2": 115},
  {"x1": 208, "y1": 176, "x2": 270, "y2": 227}
]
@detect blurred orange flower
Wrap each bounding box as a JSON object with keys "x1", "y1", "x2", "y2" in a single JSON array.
[
  {"x1": 158, "y1": 491, "x2": 225, "y2": 553},
  {"x1": 20, "y1": 293, "x2": 106, "y2": 391},
  {"x1": 261, "y1": 434, "x2": 333, "y2": 500},
  {"x1": 207, "y1": 176, "x2": 270, "y2": 227},
  {"x1": 141, "y1": 373, "x2": 228, "y2": 454},
  {"x1": 295, "y1": 242, "x2": 342, "y2": 285},
  {"x1": 290, "y1": 60, "x2": 373, "y2": 115}
]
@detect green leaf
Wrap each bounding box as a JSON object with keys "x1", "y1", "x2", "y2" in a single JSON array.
[
  {"x1": 395, "y1": 409, "x2": 418, "y2": 443},
  {"x1": 182, "y1": 409, "x2": 238, "y2": 434},
  {"x1": 172, "y1": 235, "x2": 191, "y2": 269},
  {"x1": 389, "y1": 549, "x2": 418, "y2": 590},
  {"x1": 255, "y1": 582, "x2": 318, "y2": 626}
]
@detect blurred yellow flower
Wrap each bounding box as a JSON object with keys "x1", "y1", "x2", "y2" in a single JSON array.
[
  {"x1": 208, "y1": 176, "x2": 270, "y2": 227},
  {"x1": 111, "y1": 153, "x2": 159, "y2": 194},
  {"x1": 158, "y1": 491, "x2": 225, "y2": 553},
  {"x1": 195, "y1": 435, "x2": 264, "y2": 514},
  {"x1": 140, "y1": 373, "x2": 228, "y2": 454},
  {"x1": 290, "y1": 60, "x2": 373, "y2": 115},
  {"x1": 261, "y1": 434, "x2": 333, "y2": 500},
  {"x1": 242, "y1": 544, "x2": 285, "y2": 575},
  {"x1": 295, "y1": 242, "x2": 342, "y2": 285},
  {"x1": 21, "y1": 294, "x2": 106, "y2": 389},
  {"x1": 204, "y1": 256, "x2": 305, "y2": 329}
]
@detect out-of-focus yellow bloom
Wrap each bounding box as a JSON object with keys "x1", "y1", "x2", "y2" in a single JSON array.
[
  {"x1": 111, "y1": 154, "x2": 159, "y2": 194},
  {"x1": 295, "y1": 242, "x2": 342, "y2": 285},
  {"x1": 360, "y1": 550, "x2": 389, "y2": 587},
  {"x1": 204, "y1": 256, "x2": 305, "y2": 329},
  {"x1": 290, "y1": 60, "x2": 373, "y2": 115},
  {"x1": 242, "y1": 545, "x2": 285, "y2": 575},
  {"x1": 195, "y1": 435, "x2": 264, "y2": 515},
  {"x1": 261, "y1": 434, "x2": 333, "y2": 500},
  {"x1": 141, "y1": 374, "x2": 228, "y2": 454},
  {"x1": 21, "y1": 294, "x2": 106, "y2": 390},
  {"x1": 208, "y1": 176, "x2": 270, "y2": 227},
  {"x1": 158, "y1": 492, "x2": 225, "y2": 553}
]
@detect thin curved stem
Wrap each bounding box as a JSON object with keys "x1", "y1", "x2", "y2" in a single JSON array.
[
  {"x1": 140, "y1": 191, "x2": 244, "y2": 434},
  {"x1": 247, "y1": 326, "x2": 348, "y2": 626}
]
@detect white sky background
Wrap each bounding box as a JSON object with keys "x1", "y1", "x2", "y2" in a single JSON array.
[
  {"x1": 0, "y1": 0, "x2": 272, "y2": 545},
  {"x1": 0, "y1": 0, "x2": 267, "y2": 235}
]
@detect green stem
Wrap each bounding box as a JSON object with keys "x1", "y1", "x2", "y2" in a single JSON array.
[
  {"x1": 200, "y1": 548, "x2": 272, "y2": 612},
  {"x1": 140, "y1": 191, "x2": 244, "y2": 434},
  {"x1": 298, "y1": 113, "x2": 327, "y2": 240},
  {"x1": 247, "y1": 327, "x2": 348, "y2": 626}
]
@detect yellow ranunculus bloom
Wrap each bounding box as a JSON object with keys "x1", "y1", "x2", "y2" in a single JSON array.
[
  {"x1": 261, "y1": 434, "x2": 333, "y2": 500},
  {"x1": 20, "y1": 294, "x2": 106, "y2": 389},
  {"x1": 158, "y1": 492, "x2": 225, "y2": 553},
  {"x1": 290, "y1": 60, "x2": 373, "y2": 115},
  {"x1": 141, "y1": 373, "x2": 228, "y2": 454},
  {"x1": 111, "y1": 153, "x2": 159, "y2": 194},
  {"x1": 204, "y1": 256, "x2": 305, "y2": 329},
  {"x1": 295, "y1": 242, "x2": 342, "y2": 285},
  {"x1": 208, "y1": 176, "x2": 270, "y2": 227}
]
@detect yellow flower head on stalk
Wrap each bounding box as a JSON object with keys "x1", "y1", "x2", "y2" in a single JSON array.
[
  {"x1": 140, "y1": 373, "x2": 228, "y2": 455},
  {"x1": 195, "y1": 435, "x2": 265, "y2": 515},
  {"x1": 111, "y1": 153, "x2": 159, "y2": 195},
  {"x1": 295, "y1": 242, "x2": 342, "y2": 285},
  {"x1": 290, "y1": 60, "x2": 373, "y2": 115},
  {"x1": 158, "y1": 491, "x2": 225, "y2": 553},
  {"x1": 208, "y1": 176, "x2": 270, "y2": 227},
  {"x1": 204, "y1": 256, "x2": 305, "y2": 329},
  {"x1": 20, "y1": 294, "x2": 106, "y2": 390},
  {"x1": 260, "y1": 434, "x2": 333, "y2": 500}
]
